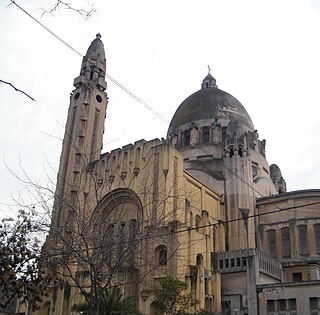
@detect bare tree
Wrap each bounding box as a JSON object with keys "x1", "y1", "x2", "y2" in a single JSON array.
[
  {"x1": 9, "y1": 145, "x2": 189, "y2": 315},
  {"x1": 0, "y1": 209, "x2": 50, "y2": 311}
]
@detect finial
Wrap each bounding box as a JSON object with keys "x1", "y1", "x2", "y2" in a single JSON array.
[
  {"x1": 208, "y1": 65, "x2": 211, "y2": 73},
  {"x1": 96, "y1": 33, "x2": 101, "y2": 39}
]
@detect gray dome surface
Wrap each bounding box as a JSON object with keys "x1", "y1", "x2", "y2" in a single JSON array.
[{"x1": 169, "y1": 87, "x2": 255, "y2": 132}]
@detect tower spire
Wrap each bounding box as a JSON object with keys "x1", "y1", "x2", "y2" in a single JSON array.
[
  {"x1": 74, "y1": 33, "x2": 107, "y2": 91},
  {"x1": 52, "y1": 35, "x2": 108, "y2": 228}
]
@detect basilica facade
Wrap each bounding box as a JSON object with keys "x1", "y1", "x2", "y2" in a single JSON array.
[{"x1": 34, "y1": 35, "x2": 320, "y2": 315}]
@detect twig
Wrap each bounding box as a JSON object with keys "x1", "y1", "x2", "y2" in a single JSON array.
[{"x1": 0, "y1": 79, "x2": 35, "y2": 101}]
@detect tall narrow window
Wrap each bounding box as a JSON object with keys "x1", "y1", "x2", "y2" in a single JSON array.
[
  {"x1": 281, "y1": 227, "x2": 291, "y2": 258},
  {"x1": 202, "y1": 128, "x2": 210, "y2": 143},
  {"x1": 155, "y1": 245, "x2": 167, "y2": 266},
  {"x1": 128, "y1": 219, "x2": 137, "y2": 265},
  {"x1": 183, "y1": 130, "x2": 191, "y2": 146},
  {"x1": 314, "y1": 224, "x2": 320, "y2": 254},
  {"x1": 195, "y1": 215, "x2": 201, "y2": 231},
  {"x1": 212, "y1": 225, "x2": 216, "y2": 253},
  {"x1": 185, "y1": 199, "x2": 190, "y2": 225},
  {"x1": 298, "y1": 225, "x2": 309, "y2": 256},
  {"x1": 196, "y1": 254, "x2": 203, "y2": 266},
  {"x1": 267, "y1": 229, "x2": 277, "y2": 258},
  {"x1": 117, "y1": 222, "x2": 126, "y2": 262},
  {"x1": 105, "y1": 224, "x2": 114, "y2": 266}
]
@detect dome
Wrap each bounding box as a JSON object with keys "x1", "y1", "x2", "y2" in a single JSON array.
[{"x1": 168, "y1": 74, "x2": 254, "y2": 135}]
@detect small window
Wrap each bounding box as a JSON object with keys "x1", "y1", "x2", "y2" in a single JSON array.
[
  {"x1": 159, "y1": 249, "x2": 167, "y2": 266},
  {"x1": 155, "y1": 245, "x2": 167, "y2": 266},
  {"x1": 267, "y1": 300, "x2": 275, "y2": 312},
  {"x1": 288, "y1": 298, "x2": 296, "y2": 310},
  {"x1": 292, "y1": 272, "x2": 302, "y2": 282},
  {"x1": 74, "y1": 92, "x2": 80, "y2": 100},
  {"x1": 196, "y1": 254, "x2": 203, "y2": 265},
  {"x1": 310, "y1": 297, "x2": 319, "y2": 311},
  {"x1": 202, "y1": 128, "x2": 210, "y2": 143},
  {"x1": 277, "y1": 299, "x2": 286, "y2": 311},
  {"x1": 96, "y1": 94, "x2": 102, "y2": 103}
]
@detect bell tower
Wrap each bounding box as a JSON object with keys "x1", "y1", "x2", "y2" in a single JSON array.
[{"x1": 52, "y1": 34, "x2": 108, "y2": 228}]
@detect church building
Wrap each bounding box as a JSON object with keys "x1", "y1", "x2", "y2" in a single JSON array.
[{"x1": 35, "y1": 35, "x2": 320, "y2": 315}]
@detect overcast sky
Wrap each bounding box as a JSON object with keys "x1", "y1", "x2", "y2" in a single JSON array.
[{"x1": 1, "y1": 0, "x2": 320, "y2": 218}]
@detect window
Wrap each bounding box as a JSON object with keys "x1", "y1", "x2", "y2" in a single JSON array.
[
  {"x1": 267, "y1": 298, "x2": 297, "y2": 314},
  {"x1": 196, "y1": 254, "x2": 203, "y2": 266},
  {"x1": 267, "y1": 229, "x2": 277, "y2": 258},
  {"x1": 298, "y1": 225, "x2": 309, "y2": 255},
  {"x1": 281, "y1": 227, "x2": 291, "y2": 258},
  {"x1": 183, "y1": 130, "x2": 191, "y2": 146},
  {"x1": 292, "y1": 272, "x2": 302, "y2": 282},
  {"x1": 212, "y1": 225, "x2": 216, "y2": 252},
  {"x1": 277, "y1": 299, "x2": 286, "y2": 311},
  {"x1": 128, "y1": 220, "x2": 137, "y2": 264},
  {"x1": 195, "y1": 215, "x2": 201, "y2": 231},
  {"x1": 314, "y1": 224, "x2": 320, "y2": 253},
  {"x1": 117, "y1": 222, "x2": 126, "y2": 261},
  {"x1": 185, "y1": 199, "x2": 190, "y2": 224},
  {"x1": 159, "y1": 249, "x2": 167, "y2": 266},
  {"x1": 105, "y1": 224, "x2": 114, "y2": 266},
  {"x1": 267, "y1": 300, "x2": 275, "y2": 312},
  {"x1": 155, "y1": 245, "x2": 167, "y2": 266},
  {"x1": 202, "y1": 128, "x2": 210, "y2": 143},
  {"x1": 310, "y1": 297, "x2": 320, "y2": 312},
  {"x1": 288, "y1": 298, "x2": 296, "y2": 311}
]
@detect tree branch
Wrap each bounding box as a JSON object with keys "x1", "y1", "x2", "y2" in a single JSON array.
[{"x1": 0, "y1": 79, "x2": 35, "y2": 101}]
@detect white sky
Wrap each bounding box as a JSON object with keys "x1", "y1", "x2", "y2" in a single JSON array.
[{"x1": 1, "y1": 0, "x2": 320, "y2": 218}]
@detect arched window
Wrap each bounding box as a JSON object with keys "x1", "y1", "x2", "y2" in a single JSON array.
[
  {"x1": 267, "y1": 229, "x2": 277, "y2": 258},
  {"x1": 196, "y1": 253, "x2": 203, "y2": 266},
  {"x1": 195, "y1": 215, "x2": 201, "y2": 231},
  {"x1": 298, "y1": 225, "x2": 309, "y2": 256},
  {"x1": 281, "y1": 227, "x2": 291, "y2": 258},
  {"x1": 155, "y1": 245, "x2": 167, "y2": 266}
]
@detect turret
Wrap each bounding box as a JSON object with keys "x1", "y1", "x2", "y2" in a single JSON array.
[{"x1": 51, "y1": 34, "x2": 108, "y2": 228}]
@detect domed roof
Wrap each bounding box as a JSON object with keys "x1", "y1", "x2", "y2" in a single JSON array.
[{"x1": 168, "y1": 73, "x2": 255, "y2": 133}]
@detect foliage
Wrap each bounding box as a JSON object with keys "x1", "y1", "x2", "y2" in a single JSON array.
[
  {"x1": 72, "y1": 287, "x2": 141, "y2": 315},
  {"x1": 152, "y1": 277, "x2": 199, "y2": 315},
  {"x1": 0, "y1": 210, "x2": 50, "y2": 310}
]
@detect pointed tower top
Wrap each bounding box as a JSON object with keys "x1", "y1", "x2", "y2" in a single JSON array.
[
  {"x1": 74, "y1": 34, "x2": 107, "y2": 90},
  {"x1": 201, "y1": 66, "x2": 217, "y2": 89},
  {"x1": 85, "y1": 33, "x2": 105, "y2": 62}
]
